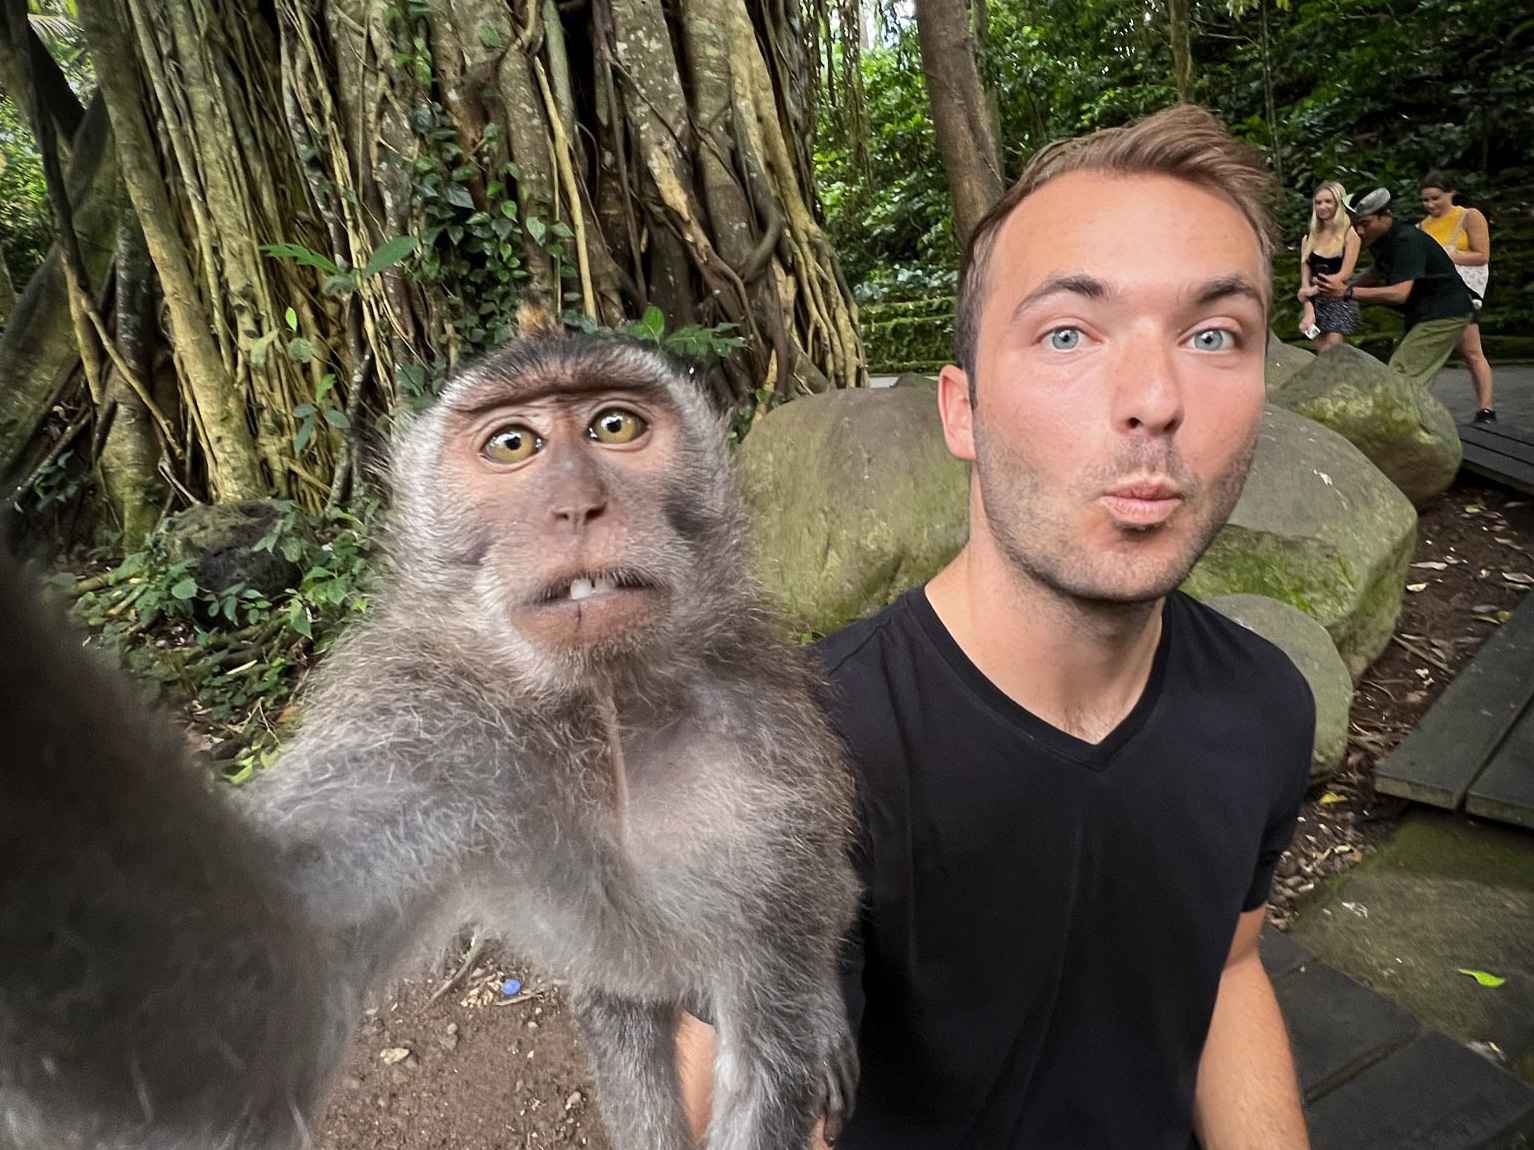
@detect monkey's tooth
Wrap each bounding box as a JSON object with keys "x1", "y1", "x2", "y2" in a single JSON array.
[{"x1": 569, "y1": 578, "x2": 596, "y2": 601}]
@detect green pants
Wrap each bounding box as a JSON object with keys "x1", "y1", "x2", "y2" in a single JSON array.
[{"x1": 1389, "y1": 315, "x2": 1471, "y2": 393}]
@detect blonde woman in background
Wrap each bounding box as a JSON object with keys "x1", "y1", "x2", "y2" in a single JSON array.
[
  {"x1": 1296, "y1": 181, "x2": 1362, "y2": 349},
  {"x1": 1420, "y1": 170, "x2": 1495, "y2": 422}
]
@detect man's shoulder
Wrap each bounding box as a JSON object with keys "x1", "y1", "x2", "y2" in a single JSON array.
[
  {"x1": 813, "y1": 593, "x2": 924, "y2": 722},
  {"x1": 814, "y1": 598, "x2": 906, "y2": 680},
  {"x1": 1166, "y1": 592, "x2": 1316, "y2": 721}
]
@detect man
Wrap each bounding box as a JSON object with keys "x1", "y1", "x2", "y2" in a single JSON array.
[
  {"x1": 682, "y1": 104, "x2": 1314, "y2": 1149},
  {"x1": 1317, "y1": 187, "x2": 1475, "y2": 407}
]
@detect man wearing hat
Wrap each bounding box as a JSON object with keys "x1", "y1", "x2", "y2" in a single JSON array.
[{"x1": 1318, "y1": 187, "x2": 1478, "y2": 410}]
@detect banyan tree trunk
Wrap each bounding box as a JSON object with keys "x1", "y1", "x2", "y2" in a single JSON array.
[
  {"x1": 54, "y1": 0, "x2": 863, "y2": 515},
  {"x1": 0, "y1": 95, "x2": 118, "y2": 490}
]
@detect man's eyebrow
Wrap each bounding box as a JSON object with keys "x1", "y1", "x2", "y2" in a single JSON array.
[
  {"x1": 1009, "y1": 274, "x2": 1111, "y2": 322},
  {"x1": 1190, "y1": 275, "x2": 1266, "y2": 309}
]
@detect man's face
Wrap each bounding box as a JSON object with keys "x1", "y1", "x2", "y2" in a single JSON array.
[
  {"x1": 938, "y1": 171, "x2": 1268, "y2": 605},
  {"x1": 1352, "y1": 212, "x2": 1390, "y2": 246}
]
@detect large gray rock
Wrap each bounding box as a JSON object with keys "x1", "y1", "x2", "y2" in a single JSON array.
[
  {"x1": 1265, "y1": 338, "x2": 1315, "y2": 396},
  {"x1": 1271, "y1": 343, "x2": 1461, "y2": 506},
  {"x1": 161, "y1": 500, "x2": 301, "y2": 603},
  {"x1": 1184, "y1": 405, "x2": 1417, "y2": 678},
  {"x1": 1208, "y1": 594, "x2": 1353, "y2": 780},
  {"x1": 738, "y1": 387, "x2": 968, "y2": 635}
]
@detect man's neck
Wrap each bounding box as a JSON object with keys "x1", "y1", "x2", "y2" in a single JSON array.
[{"x1": 925, "y1": 540, "x2": 1166, "y2": 745}]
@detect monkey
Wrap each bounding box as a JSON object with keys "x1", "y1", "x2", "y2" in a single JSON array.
[{"x1": 0, "y1": 330, "x2": 860, "y2": 1150}]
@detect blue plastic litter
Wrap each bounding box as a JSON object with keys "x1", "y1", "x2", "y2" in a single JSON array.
[{"x1": 500, "y1": 978, "x2": 523, "y2": 997}]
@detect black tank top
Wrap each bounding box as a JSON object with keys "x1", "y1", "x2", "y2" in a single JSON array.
[{"x1": 1307, "y1": 248, "x2": 1344, "y2": 276}]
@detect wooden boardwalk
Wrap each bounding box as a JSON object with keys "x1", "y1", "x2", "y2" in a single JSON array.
[
  {"x1": 1459, "y1": 417, "x2": 1534, "y2": 495},
  {"x1": 1376, "y1": 589, "x2": 1534, "y2": 828}
]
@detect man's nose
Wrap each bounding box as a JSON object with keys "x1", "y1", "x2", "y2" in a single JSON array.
[{"x1": 1111, "y1": 332, "x2": 1184, "y2": 437}]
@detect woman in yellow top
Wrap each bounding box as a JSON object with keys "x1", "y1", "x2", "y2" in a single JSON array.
[
  {"x1": 1420, "y1": 170, "x2": 1494, "y2": 422},
  {"x1": 1296, "y1": 181, "x2": 1361, "y2": 349}
]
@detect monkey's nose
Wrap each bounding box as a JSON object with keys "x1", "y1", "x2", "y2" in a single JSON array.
[{"x1": 550, "y1": 493, "x2": 608, "y2": 530}]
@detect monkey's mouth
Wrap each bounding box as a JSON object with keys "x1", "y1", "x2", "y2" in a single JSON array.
[{"x1": 529, "y1": 568, "x2": 658, "y2": 606}]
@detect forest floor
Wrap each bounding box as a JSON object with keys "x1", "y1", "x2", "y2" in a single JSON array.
[{"x1": 314, "y1": 475, "x2": 1534, "y2": 1150}]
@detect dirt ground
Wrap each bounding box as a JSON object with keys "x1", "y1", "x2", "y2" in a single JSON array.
[{"x1": 316, "y1": 477, "x2": 1534, "y2": 1150}]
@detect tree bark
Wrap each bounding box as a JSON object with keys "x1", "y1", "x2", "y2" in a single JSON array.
[
  {"x1": 0, "y1": 95, "x2": 117, "y2": 489},
  {"x1": 0, "y1": 9, "x2": 83, "y2": 149},
  {"x1": 913, "y1": 0, "x2": 1005, "y2": 246},
  {"x1": 99, "y1": 201, "x2": 165, "y2": 547},
  {"x1": 1168, "y1": 0, "x2": 1194, "y2": 101},
  {"x1": 79, "y1": 0, "x2": 265, "y2": 501},
  {"x1": 0, "y1": 253, "x2": 14, "y2": 328},
  {"x1": 1259, "y1": 0, "x2": 1281, "y2": 190}
]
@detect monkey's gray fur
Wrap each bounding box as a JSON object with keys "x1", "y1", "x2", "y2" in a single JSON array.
[{"x1": 0, "y1": 334, "x2": 860, "y2": 1150}]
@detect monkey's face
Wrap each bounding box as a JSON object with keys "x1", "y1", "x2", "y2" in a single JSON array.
[{"x1": 409, "y1": 341, "x2": 737, "y2": 682}]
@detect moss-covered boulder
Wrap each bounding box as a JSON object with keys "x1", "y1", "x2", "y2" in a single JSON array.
[
  {"x1": 1207, "y1": 594, "x2": 1353, "y2": 780},
  {"x1": 1183, "y1": 405, "x2": 1417, "y2": 678},
  {"x1": 1270, "y1": 343, "x2": 1461, "y2": 506},
  {"x1": 162, "y1": 500, "x2": 300, "y2": 601},
  {"x1": 738, "y1": 386, "x2": 969, "y2": 635},
  {"x1": 1264, "y1": 338, "x2": 1315, "y2": 396}
]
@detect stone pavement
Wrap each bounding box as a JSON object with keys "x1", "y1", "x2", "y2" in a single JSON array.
[
  {"x1": 1278, "y1": 807, "x2": 1534, "y2": 1148},
  {"x1": 1434, "y1": 364, "x2": 1534, "y2": 428},
  {"x1": 1264, "y1": 915, "x2": 1534, "y2": 1148}
]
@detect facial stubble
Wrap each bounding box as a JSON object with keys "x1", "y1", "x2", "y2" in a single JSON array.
[{"x1": 972, "y1": 415, "x2": 1259, "y2": 606}]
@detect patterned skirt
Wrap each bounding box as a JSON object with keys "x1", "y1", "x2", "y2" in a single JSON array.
[{"x1": 1314, "y1": 295, "x2": 1362, "y2": 334}]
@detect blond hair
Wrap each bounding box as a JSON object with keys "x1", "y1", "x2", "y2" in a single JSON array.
[
  {"x1": 954, "y1": 103, "x2": 1276, "y2": 383},
  {"x1": 1306, "y1": 181, "x2": 1351, "y2": 255}
]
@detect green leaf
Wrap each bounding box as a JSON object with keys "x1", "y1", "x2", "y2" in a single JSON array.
[
  {"x1": 525, "y1": 216, "x2": 546, "y2": 245},
  {"x1": 362, "y1": 235, "x2": 418, "y2": 279},
  {"x1": 1456, "y1": 968, "x2": 1507, "y2": 988},
  {"x1": 550, "y1": 221, "x2": 574, "y2": 240},
  {"x1": 294, "y1": 417, "x2": 316, "y2": 454},
  {"x1": 260, "y1": 243, "x2": 340, "y2": 275},
  {"x1": 624, "y1": 304, "x2": 666, "y2": 343},
  {"x1": 288, "y1": 600, "x2": 313, "y2": 638},
  {"x1": 321, "y1": 273, "x2": 358, "y2": 297},
  {"x1": 500, "y1": 200, "x2": 518, "y2": 219},
  {"x1": 324, "y1": 407, "x2": 351, "y2": 430},
  {"x1": 315, "y1": 374, "x2": 337, "y2": 404},
  {"x1": 479, "y1": 22, "x2": 501, "y2": 48},
  {"x1": 445, "y1": 185, "x2": 475, "y2": 210},
  {"x1": 285, "y1": 306, "x2": 299, "y2": 331},
  {"x1": 287, "y1": 336, "x2": 318, "y2": 364},
  {"x1": 171, "y1": 577, "x2": 199, "y2": 600},
  {"x1": 292, "y1": 403, "x2": 317, "y2": 419}
]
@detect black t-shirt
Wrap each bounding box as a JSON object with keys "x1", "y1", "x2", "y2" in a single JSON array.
[
  {"x1": 816, "y1": 588, "x2": 1313, "y2": 1149},
  {"x1": 1370, "y1": 218, "x2": 1472, "y2": 330}
]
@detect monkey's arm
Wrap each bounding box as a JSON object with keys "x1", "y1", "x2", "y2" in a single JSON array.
[{"x1": 0, "y1": 550, "x2": 350, "y2": 1150}]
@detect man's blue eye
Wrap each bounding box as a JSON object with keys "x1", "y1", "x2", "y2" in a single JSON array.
[
  {"x1": 1047, "y1": 328, "x2": 1081, "y2": 351},
  {"x1": 1191, "y1": 329, "x2": 1233, "y2": 351}
]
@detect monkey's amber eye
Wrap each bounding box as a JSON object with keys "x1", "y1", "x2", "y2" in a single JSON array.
[
  {"x1": 483, "y1": 425, "x2": 543, "y2": 464},
  {"x1": 588, "y1": 408, "x2": 647, "y2": 445}
]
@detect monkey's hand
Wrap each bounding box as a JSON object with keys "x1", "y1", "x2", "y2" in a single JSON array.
[
  {"x1": 817, "y1": 1013, "x2": 860, "y2": 1144},
  {"x1": 0, "y1": 551, "x2": 348, "y2": 1149}
]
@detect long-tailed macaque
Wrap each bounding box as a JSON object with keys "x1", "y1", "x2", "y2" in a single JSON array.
[{"x1": 0, "y1": 331, "x2": 859, "y2": 1150}]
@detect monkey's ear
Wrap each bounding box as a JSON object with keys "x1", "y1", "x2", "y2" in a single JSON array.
[{"x1": 516, "y1": 301, "x2": 563, "y2": 339}]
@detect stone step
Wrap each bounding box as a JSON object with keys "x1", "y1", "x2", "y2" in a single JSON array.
[
  {"x1": 1274, "y1": 961, "x2": 1420, "y2": 1099},
  {"x1": 1305, "y1": 1029, "x2": 1534, "y2": 1149}
]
